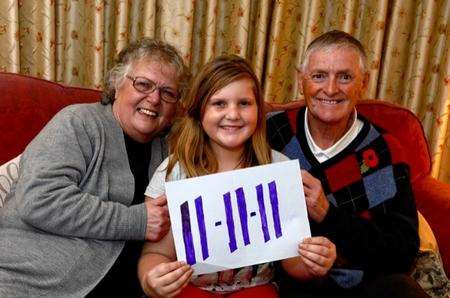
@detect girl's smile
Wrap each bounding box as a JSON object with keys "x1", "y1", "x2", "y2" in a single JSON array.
[{"x1": 201, "y1": 78, "x2": 258, "y2": 156}]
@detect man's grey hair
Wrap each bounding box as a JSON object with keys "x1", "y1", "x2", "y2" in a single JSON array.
[
  {"x1": 300, "y1": 30, "x2": 367, "y2": 73},
  {"x1": 101, "y1": 38, "x2": 191, "y2": 104}
]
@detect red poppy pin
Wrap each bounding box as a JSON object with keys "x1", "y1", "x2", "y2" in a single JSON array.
[{"x1": 362, "y1": 149, "x2": 379, "y2": 169}]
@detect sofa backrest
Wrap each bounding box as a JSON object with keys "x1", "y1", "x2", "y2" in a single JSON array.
[
  {"x1": 279, "y1": 100, "x2": 431, "y2": 182},
  {"x1": 0, "y1": 73, "x2": 102, "y2": 164},
  {"x1": 0, "y1": 73, "x2": 431, "y2": 182}
]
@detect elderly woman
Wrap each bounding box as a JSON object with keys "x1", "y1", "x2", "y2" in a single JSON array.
[{"x1": 0, "y1": 39, "x2": 190, "y2": 297}]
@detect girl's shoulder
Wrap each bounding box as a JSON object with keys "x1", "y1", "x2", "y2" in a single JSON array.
[
  {"x1": 270, "y1": 149, "x2": 290, "y2": 163},
  {"x1": 157, "y1": 155, "x2": 187, "y2": 182}
]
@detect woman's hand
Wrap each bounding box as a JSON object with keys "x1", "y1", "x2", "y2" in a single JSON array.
[
  {"x1": 145, "y1": 195, "x2": 170, "y2": 241},
  {"x1": 299, "y1": 236, "x2": 336, "y2": 277},
  {"x1": 143, "y1": 261, "x2": 193, "y2": 298}
]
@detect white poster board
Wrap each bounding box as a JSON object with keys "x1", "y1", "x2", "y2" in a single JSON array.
[{"x1": 165, "y1": 159, "x2": 310, "y2": 275}]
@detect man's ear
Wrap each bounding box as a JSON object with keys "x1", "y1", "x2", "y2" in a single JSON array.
[
  {"x1": 296, "y1": 68, "x2": 304, "y2": 95},
  {"x1": 362, "y1": 71, "x2": 370, "y2": 90}
]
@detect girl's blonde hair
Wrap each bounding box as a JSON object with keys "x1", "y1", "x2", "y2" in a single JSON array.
[{"x1": 167, "y1": 55, "x2": 271, "y2": 178}]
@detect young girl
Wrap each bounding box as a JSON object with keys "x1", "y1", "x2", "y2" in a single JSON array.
[{"x1": 138, "y1": 55, "x2": 336, "y2": 298}]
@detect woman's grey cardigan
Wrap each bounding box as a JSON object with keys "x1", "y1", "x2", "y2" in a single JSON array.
[{"x1": 0, "y1": 103, "x2": 167, "y2": 297}]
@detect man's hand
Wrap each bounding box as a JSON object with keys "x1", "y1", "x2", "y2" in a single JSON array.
[
  {"x1": 301, "y1": 170, "x2": 329, "y2": 222},
  {"x1": 144, "y1": 261, "x2": 193, "y2": 298},
  {"x1": 145, "y1": 195, "x2": 170, "y2": 241},
  {"x1": 299, "y1": 236, "x2": 336, "y2": 277}
]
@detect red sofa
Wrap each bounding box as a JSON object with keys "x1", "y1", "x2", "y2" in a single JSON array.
[
  {"x1": 1, "y1": 72, "x2": 450, "y2": 276},
  {"x1": 0, "y1": 72, "x2": 101, "y2": 165}
]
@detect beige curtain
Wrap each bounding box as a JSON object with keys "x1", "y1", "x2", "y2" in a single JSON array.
[{"x1": 0, "y1": 0, "x2": 449, "y2": 183}]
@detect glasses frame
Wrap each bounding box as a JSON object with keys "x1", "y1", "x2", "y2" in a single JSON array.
[{"x1": 125, "y1": 75, "x2": 179, "y2": 103}]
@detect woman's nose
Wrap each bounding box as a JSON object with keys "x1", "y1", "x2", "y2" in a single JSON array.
[{"x1": 145, "y1": 89, "x2": 162, "y2": 105}]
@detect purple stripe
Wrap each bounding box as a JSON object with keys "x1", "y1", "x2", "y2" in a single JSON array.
[
  {"x1": 180, "y1": 201, "x2": 196, "y2": 265},
  {"x1": 235, "y1": 187, "x2": 250, "y2": 246},
  {"x1": 268, "y1": 181, "x2": 282, "y2": 238},
  {"x1": 256, "y1": 183, "x2": 270, "y2": 242},
  {"x1": 195, "y1": 196, "x2": 209, "y2": 260},
  {"x1": 223, "y1": 192, "x2": 237, "y2": 252}
]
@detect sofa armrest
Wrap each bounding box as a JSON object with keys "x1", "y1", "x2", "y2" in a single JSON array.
[{"x1": 413, "y1": 175, "x2": 450, "y2": 276}]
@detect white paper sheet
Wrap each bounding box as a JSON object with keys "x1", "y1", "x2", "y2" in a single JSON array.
[{"x1": 165, "y1": 159, "x2": 310, "y2": 275}]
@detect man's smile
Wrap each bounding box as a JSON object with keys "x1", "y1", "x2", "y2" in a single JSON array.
[{"x1": 314, "y1": 97, "x2": 345, "y2": 105}]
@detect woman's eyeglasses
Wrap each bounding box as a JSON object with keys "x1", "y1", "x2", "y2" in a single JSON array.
[{"x1": 126, "y1": 75, "x2": 179, "y2": 103}]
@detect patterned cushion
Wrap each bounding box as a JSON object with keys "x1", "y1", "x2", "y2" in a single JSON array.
[
  {"x1": 0, "y1": 155, "x2": 20, "y2": 208},
  {"x1": 414, "y1": 212, "x2": 450, "y2": 297}
]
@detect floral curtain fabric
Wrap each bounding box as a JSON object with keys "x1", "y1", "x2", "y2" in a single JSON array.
[{"x1": 0, "y1": 0, "x2": 449, "y2": 183}]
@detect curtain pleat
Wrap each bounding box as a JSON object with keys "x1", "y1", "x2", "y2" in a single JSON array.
[
  {"x1": 18, "y1": 0, "x2": 55, "y2": 79},
  {"x1": 0, "y1": 0, "x2": 20, "y2": 73},
  {"x1": 249, "y1": 0, "x2": 271, "y2": 80}
]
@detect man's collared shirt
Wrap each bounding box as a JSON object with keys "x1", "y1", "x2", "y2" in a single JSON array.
[{"x1": 304, "y1": 107, "x2": 363, "y2": 163}]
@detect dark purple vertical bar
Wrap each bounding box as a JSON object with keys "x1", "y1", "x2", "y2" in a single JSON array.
[
  {"x1": 235, "y1": 187, "x2": 250, "y2": 246},
  {"x1": 195, "y1": 196, "x2": 209, "y2": 260},
  {"x1": 256, "y1": 183, "x2": 270, "y2": 242},
  {"x1": 223, "y1": 192, "x2": 237, "y2": 252},
  {"x1": 268, "y1": 181, "x2": 282, "y2": 238},
  {"x1": 180, "y1": 201, "x2": 196, "y2": 265}
]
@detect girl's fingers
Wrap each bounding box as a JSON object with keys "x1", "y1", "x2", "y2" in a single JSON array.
[
  {"x1": 301, "y1": 255, "x2": 325, "y2": 276},
  {"x1": 155, "y1": 263, "x2": 191, "y2": 287},
  {"x1": 302, "y1": 237, "x2": 336, "y2": 251},
  {"x1": 146, "y1": 262, "x2": 192, "y2": 297},
  {"x1": 161, "y1": 267, "x2": 193, "y2": 296},
  {"x1": 299, "y1": 247, "x2": 328, "y2": 266},
  {"x1": 299, "y1": 237, "x2": 336, "y2": 269},
  {"x1": 153, "y1": 261, "x2": 186, "y2": 278}
]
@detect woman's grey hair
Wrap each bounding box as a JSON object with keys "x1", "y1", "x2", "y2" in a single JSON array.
[
  {"x1": 101, "y1": 38, "x2": 191, "y2": 104},
  {"x1": 300, "y1": 30, "x2": 367, "y2": 73}
]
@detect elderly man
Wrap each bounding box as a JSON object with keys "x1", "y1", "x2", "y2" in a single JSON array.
[{"x1": 268, "y1": 30, "x2": 427, "y2": 297}]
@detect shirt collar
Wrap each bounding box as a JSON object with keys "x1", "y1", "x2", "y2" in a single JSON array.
[{"x1": 304, "y1": 107, "x2": 363, "y2": 163}]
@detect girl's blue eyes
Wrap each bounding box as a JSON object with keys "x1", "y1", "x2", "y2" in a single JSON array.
[
  {"x1": 211, "y1": 101, "x2": 252, "y2": 107},
  {"x1": 212, "y1": 101, "x2": 225, "y2": 106}
]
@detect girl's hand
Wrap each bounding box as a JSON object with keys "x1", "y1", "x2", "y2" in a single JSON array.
[
  {"x1": 144, "y1": 261, "x2": 193, "y2": 298},
  {"x1": 299, "y1": 236, "x2": 336, "y2": 277}
]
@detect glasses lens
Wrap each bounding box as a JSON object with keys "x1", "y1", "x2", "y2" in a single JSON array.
[
  {"x1": 131, "y1": 76, "x2": 178, "y2": 102},
  {"x1": 133, "y1": 77, "x2": 155, "y2": 93},
  {"x1": 160, "y1": 89, "x2": 179, "y2": 103}
]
